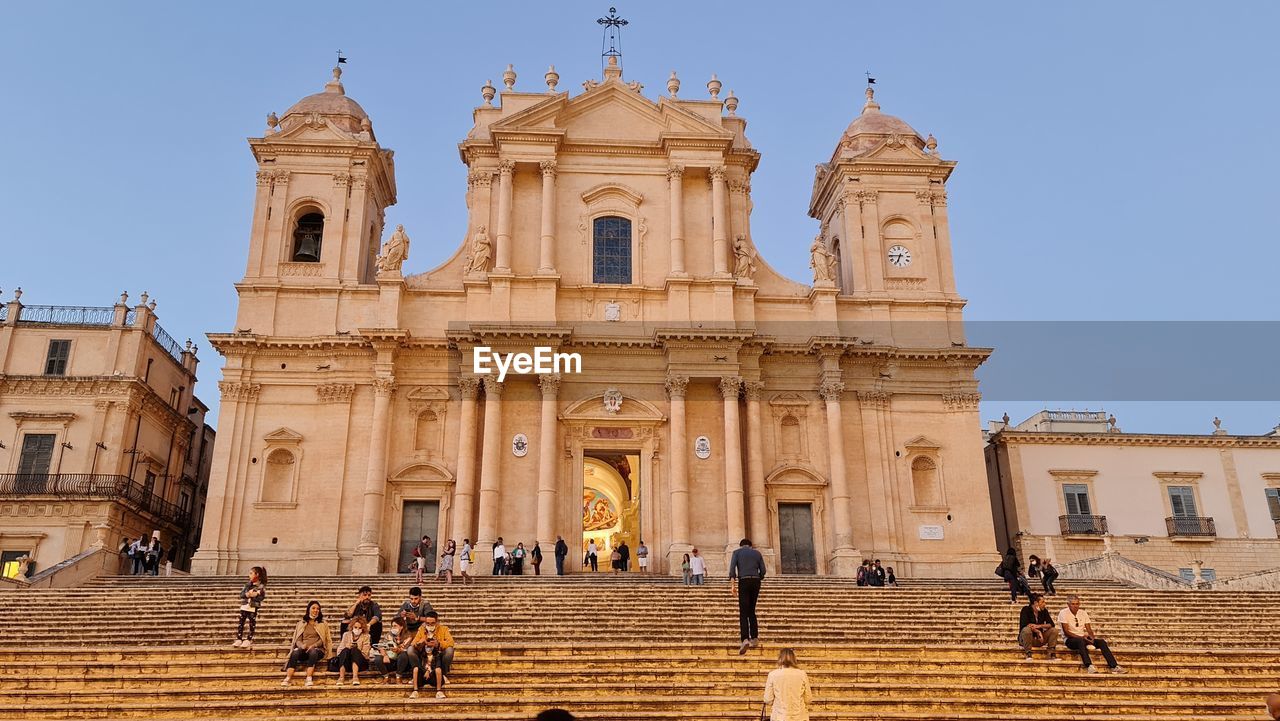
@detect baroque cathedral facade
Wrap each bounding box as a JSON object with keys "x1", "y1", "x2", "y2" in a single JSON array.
[{"x1": 192, "y1": 55, "x2": 997, "y2": 578}]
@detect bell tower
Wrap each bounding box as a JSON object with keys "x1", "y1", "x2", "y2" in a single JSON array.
[
  {"x1": 241, "y1": 66, "x2": 397, "y2": 288},
  {"x1": 809, "y1": 85, "x2": 958, "y2": 299}
]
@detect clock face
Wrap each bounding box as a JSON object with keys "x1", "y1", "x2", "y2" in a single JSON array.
[{"x1": 887, "y1": 245, "x2": 912, "y2": 268}]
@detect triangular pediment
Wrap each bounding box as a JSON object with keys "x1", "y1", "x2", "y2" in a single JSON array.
[
  {"x1": 858, "y1": 136, "x2": 935, "y2": 162},
  {"x1": 904, "y1": 435, "x2": 942, "y2": 451},
  {"x1": 491, "y1": 83, "x2": 730, "y2": 144},
  {"x1": 269, "y1": 118, "x2": 361, "y2": 144},
  {"x1": 264, "y1": 427, "x2": 304, "y2": 443},
  {"x1": 561, "y1": 392, "x2": 666, "y2": 422}
]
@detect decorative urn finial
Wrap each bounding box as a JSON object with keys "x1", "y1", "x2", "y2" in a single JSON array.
[
  {"x1": 724, "y1": 89, "x2": 738, "y2": 115},
  {"x1": 707, "y1": 74, "x2": 722, "y2": 100},
  {"x1": 545, "y1": 65, "x2": 559, "y2": 93},
  {"x1": 925, "y1": 133, "x2": 938, "y2": 156},
  {"x1": 481, "y1": 79, "x2": 496, "y2": 106},
  {"x1": 667, "y1": 71, "x2": 680, "y2": 98},
  {"x1": 502, "y1": 64, "x2": 517, "y2": 91}
]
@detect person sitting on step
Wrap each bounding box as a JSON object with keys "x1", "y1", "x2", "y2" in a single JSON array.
[
  {"x1": 1058, "y1": 595, "x2": 1125, "y2": 674},
  {"x1": 282, "y1": 600, "x2": 332, "y2": 687},
  {"x1": 340, "y1": 585, "x2": 382, "y2": 646},
  {"x1": 886, "y1": 567, "x2": 898, "y2": 587},
  {"x1": 1018, "y1": 593, "x2": 1059, "y2": 661},
  {"x1": 334, "y1": 615, "x2": 372, "y2": 686},
  {"x1": 408, "y1": 610, "x2": 455, "y2": 700},
  {"x1": 375, "y1": 615, "x2": 409, "y2": 682},
  {"x1": 398, "y1": 586, "x2": 434, "y2": 634}
]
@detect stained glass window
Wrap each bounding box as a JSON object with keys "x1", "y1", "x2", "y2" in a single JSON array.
[{"x1": 592, "y1": 216, "x2": 632, "y2": 284}]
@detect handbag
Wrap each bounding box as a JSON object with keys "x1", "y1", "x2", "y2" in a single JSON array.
[
  {"x1": 239, "y1": 604, "x2": 257, "y2": 614},
  {"x1": 412, "y1": 546, "x2": 421, "y2": 557},
  {"x1": 326, "y1": 656, "x2": 341, "y2": 673}
]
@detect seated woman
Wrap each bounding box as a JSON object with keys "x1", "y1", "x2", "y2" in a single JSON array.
[
  {"x1": 335, "y1": 615, "x2": 372, "y2": 686},
  {"x1": 282, "y1": 600, "x2": 331, "y2": 687},
  {"x1": 377, "y1": 616, "x2": 410, "y2": 683}
]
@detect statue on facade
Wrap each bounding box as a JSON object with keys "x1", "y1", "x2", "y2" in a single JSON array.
[
  {"x1": 376, "y1": 224, "x2": 410, "y2": 274},
  {"x1": 733, "y1": 235, "x2": 757, "y2": 280},
  {"x1": 466, "y1": 226, "x2": 492, "y2": 273},
  {"x1": 809, "y1": 236, "x2": 835, "y2": 283}
]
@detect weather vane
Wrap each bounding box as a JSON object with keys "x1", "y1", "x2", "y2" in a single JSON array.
[
  {"x1": 865, "y1": 71, "x2": 875, "y2": 85},
  {"x1": 597, "y1": 6, "x2": 628, "y2": 69},
  {"x1": 336, "y1": 49, "x2": 347, "y2": 65}
]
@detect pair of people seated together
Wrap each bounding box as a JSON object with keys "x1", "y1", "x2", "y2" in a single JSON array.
[
  {"x1": 280, "y1": 589, "x2": 457, "y2": 697},
  {"x1": 1019, "y1": 593, "x2": 1125, "y2": 674}
]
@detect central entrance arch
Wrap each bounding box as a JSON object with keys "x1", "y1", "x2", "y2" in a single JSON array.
[{"x1": 560, "y1": 391, "x2": 666, "y2": 573}]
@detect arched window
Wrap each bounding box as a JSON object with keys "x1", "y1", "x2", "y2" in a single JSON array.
[
  {"x1": 592, "y1": 216, "x2": 632, "y2": 284},
  {"x1": 911, "y1": 456, "x2": 941, "y2": 506},
  {"x1": 262, "y1": 448, "x2": 296, "y2": 503},
  {"x1": 292, "y1": 212, "x2": 325, "y2": 262}
]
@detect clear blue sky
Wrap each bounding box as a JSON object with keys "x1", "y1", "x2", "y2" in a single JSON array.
[{"x1": 3, "y1": 2, "x2": 1277, "y2": 433}]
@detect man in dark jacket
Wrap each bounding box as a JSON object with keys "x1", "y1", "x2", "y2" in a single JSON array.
[
  {"x1": 728, "y1": 538, "x2": 767, "y2": 654},
  {"x1": 554, "y1": 536, "x2": 568, "y2": 576},
  {"x1": 617, "y1": 541, "x2": 631, "y2": 572},
  {"x1": 1018, "y1": 593, "x2": 1058, "y2": 660}
]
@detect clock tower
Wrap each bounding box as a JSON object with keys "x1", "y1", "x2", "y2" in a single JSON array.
[{"x1": 809, "y1": 86, "x2": 959, "y2": 300}]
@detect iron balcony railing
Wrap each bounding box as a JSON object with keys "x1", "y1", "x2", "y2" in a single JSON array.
[
  {"x1": 1166, "y1": 516, "x2": 1216, "y2": 537},
  {"x1": 151, "y1": 321, "x2": 184, "y2": 363},
  {"x1": 0, "y1": 473, "x2": 191, "y2": 528},
  {"x1": 1059, "y1": 514, "x2": 1109, "y2": 535},
  {"x1": 15, "y1": 304, "x2": 116, "y2": 325}
]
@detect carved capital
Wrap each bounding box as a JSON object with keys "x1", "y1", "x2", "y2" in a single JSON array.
[
  {"x1": 272, "y1": 169, "x2": 291, "y2": 185},
  {"x1": 458, "y1": 376, "x2": 482, "y2": 399},
  {"x1": 332, "y1": 172, "x2": 351, "y2": 187},
  {"x1": 538, "y1": 373, "x2": 561, "y2": 397},
  {"x1": 351, "y1": 174, "x2": 368, "y2": 189},
  {"x1": 372, "y1": 376, "x2": 397, "y2": 397},
  {"x1": 316, "y1": 383, "x2": 355, "y2": 404},
  {"x1": 942, "y1": 392, "x2": 981, "y2": 411},
  {"x1": 666, "y1": 164, "x2": 685, "y2": 181},
  {"x1": 665, "y1": 374, "x2": 689, "y2": 399},
  {"x1": 255, "y1": 170, "x2": 273, "y2": 186},
  {"x1": 915, "y1": 189, "x2": 932, "y2": 204},
  {"x1": 857, "y1": 390, "x2": 891, "y2": 409},
  {"x1": 482, "y1": 374, "x2": 504, "y2": 398},
  {"x1": 729, "y1": 179, "x2": 751, "y2": 194},
  {"x1": 539, "y1": 160, "x2": 558, "y2": 178},
  {"x1": 743, "y1": 380, "x2": 766, "y2": 401},
  {"x1": 219, "y1": 381, "x2": 262, "y2": 402},
  {"x1": 818, "y1": 381, "x2": 845, "y2": 403},
  {"x1": 709, "y1": 166, "x2": 727, "y2": 183},
  {"x1": 719, "y1": 375, "x2": 743, "y2": 399},
  {"x1": 498, "y1": 159, "x2": 516, "y2": 176},
  {"x1": 930, "y1": 190, "x2": 948, "y2": 207},
  {"x1": 854, "y1": 189, "x2": 878, "y2": 204},
  {"x1": 467, "y1": 170, "x2": 493, "y2": 189}
]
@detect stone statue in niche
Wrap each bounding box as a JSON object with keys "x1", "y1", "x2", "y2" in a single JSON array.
[
  {"x1": 376, "y1": 224, "x2": 410, "y2": 274},
  {"x1": 466, "y1": 226, "x2": 492, "y2": 273},
  {"x1": 810, "y1": 236, "x2": 836, "y2": 283},
  {"x1": 733, "y1": 235, "x2": 757, "y2": 280}
]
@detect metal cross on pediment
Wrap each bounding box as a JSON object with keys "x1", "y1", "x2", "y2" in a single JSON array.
[{"x1": 597, "y1": 7, "x2": 628, "y2": 60}]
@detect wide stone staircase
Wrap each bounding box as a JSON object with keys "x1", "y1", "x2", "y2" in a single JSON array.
[{"x1": 2, "y1": 574, "x2": 1278, "y2": 720}]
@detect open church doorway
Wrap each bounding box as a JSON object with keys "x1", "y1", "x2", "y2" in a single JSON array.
[{"x1": 581, "y1": 451, "x2": 641, "y2": 572}]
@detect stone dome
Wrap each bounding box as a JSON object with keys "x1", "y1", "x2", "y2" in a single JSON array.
[
  {"x1": 278, "y1": 66, "x2": 370, "y2": 136},
  {"x1": 838, "y1": 88, "x2": 924, "y2": 157}
]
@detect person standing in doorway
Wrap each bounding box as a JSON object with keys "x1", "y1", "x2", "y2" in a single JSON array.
[
  {"x1": 531, "y1": 541, "x2": 544, "y2": 576},
  {"x1": 729, "y1": 538, "x2": 766, "y2": 654},
  {"x1": 492, "y1": 537, "x2": 507, "y2": 576},
  {"x1": 585, "y1": 539, "x2": 599, "y2": 573},
  {"x1": 414, "y1": 535, "x2": 433, "y2": 585},
  {"x1": 554, "y1": 536, "x2": 568, "y2": 576},
  {"x1": 636, "y1": 540, "x2": 649, "y2": 573},
  {"x1": 689, "y1": 548, "x2": 706, "y2": 585},
  {"x1": 618, "y1": 540, "x2": 631, "y2": 572}
]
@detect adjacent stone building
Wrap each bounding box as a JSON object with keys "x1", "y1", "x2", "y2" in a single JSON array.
[
  {"x1": 193, "y1": 56, "x2": 998, "y2": 578},
  {"x1": 986, "y1": 410, "x2": 1280, "y2": 580},
  {"x1": 0, "y1": 290, "x2": 212, "y2": 577}
]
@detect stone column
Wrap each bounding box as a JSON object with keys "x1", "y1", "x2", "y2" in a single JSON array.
[
  {"x1": 354, "y1": 376, "x2": 396, "y2": 573},
  {"x1": 535, "y1": 374, "x2": 561, "y2": 543},
  {"x1": 538, "y1": 161, "x2": 557, "y2": 272},
  {"x1": 710, "y1": 166, "x2": 729, "y2": 275},
  {"x1": 495, "y1": 160, "x2": 515, "y2": 272},
  {"x1": 450, "y1": 376, "x2": 482, "y2": 543},
  {"x1": 476, "y1": 375, "x2": 504, "y2": 546},
  {"x1": 743, "y1": 381, "x2": 769, "y2": 544},
  {"x1": 924, "y1": 190, "x2": 957, "y2": 294},
  {"x1": 821, "y1": 380, "x2": 854, "y2": 552},
  {"x1": 667, "y1": 165, "x2": 686, "y2": 275},
  {"x1": 666, "y1": 375, "x2": 691, "y2": 547},
  {"x1": 720, "y1": 375, "x2": 746, "y2": 543},
  {"x1": 857, "y1": 190, "x2": 884, "y2": 292}
]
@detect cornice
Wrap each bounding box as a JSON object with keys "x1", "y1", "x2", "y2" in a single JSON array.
[{"x1": 993, "y1": 431, "x2": 1280, "y2": 449}]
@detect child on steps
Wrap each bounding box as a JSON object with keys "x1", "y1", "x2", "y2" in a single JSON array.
[{"x1": 233, "y1": 566, "x2": 267, "y2": 649}]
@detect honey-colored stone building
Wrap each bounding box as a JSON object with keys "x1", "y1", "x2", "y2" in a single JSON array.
[
  {"x1": 192, "y1": 57, "x2": 998, "y2": 578},
  {"x1": 0, "y1": 290, "x2": 211, "y2": 578}
]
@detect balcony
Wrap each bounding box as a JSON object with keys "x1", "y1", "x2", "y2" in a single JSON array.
[
  {"x1": 1059, "y1": 514, "x2": 1109, "y2": 535},
  {"x1": 0, "y1": 473, "x2": 191, "y2": 528},
  {"x1": 1166, "y1": 516, "x2": 1216, "y2": 538}
]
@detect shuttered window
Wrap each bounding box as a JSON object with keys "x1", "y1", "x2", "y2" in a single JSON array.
[
  {"x1": 44, "y1": 340, "x2": 71, "y2": 376},
  {"x1": 1168, "y1": 486, "x2": 1197, "y2": 518},
  {"x1": 1063, "y1": 484, "x2": 1091, "y2": 516}
]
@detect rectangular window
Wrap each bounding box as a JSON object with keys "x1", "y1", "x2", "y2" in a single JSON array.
[
  {"x1": 1062, "y1": 483, "x2": 1091, "y2": 516},
  {"x1": 592, "y1": 216, "x2": 632, "y2": 284},
  {"x1": 44, "y1": 340, "x2": 71, "y2": 376},
  {"x1": 1168, "y1": 486, "x2": 1197, "y2": 517},
  {"x1": 18, "y1": 434, "x2": 56, "y2": 477},
  {"x1": 1178, "y1": 567, "x2": 1216, "y2": 582},
  {"x1": 144, "y1": 471, "x2": 157, "y2": 497},
  {"x1": 1266, "y1": 488, "x2": 1280, "y2": 521},
  {"x1": 179, "y1": 489, "x2": 191, "y2": 513}
]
